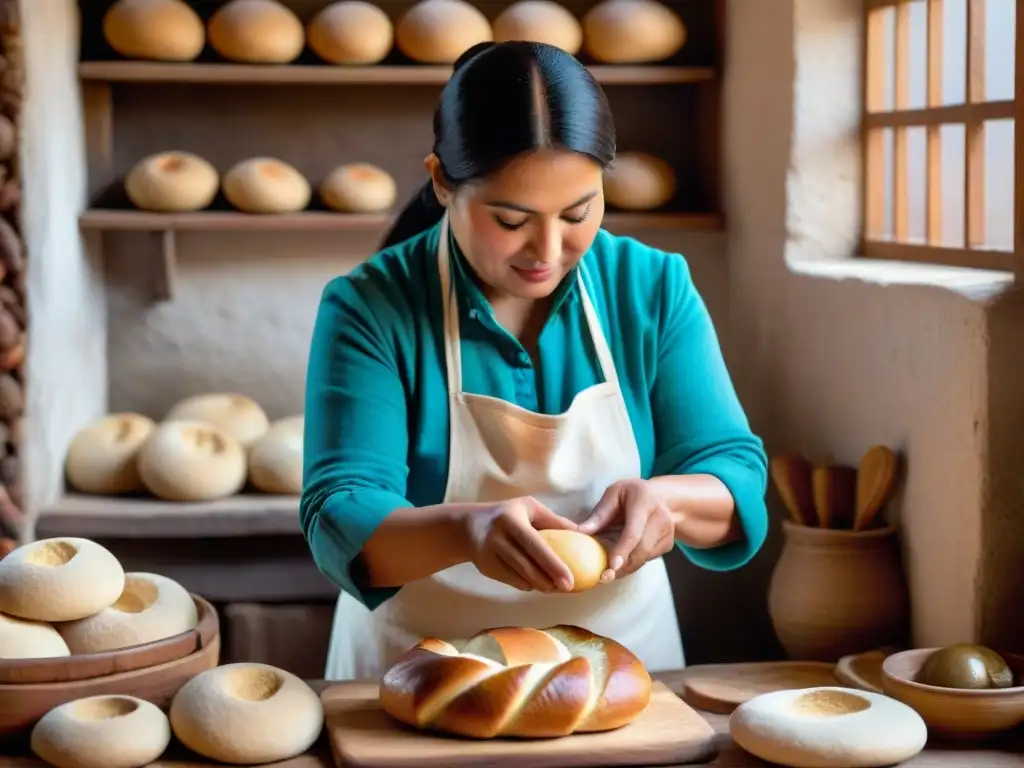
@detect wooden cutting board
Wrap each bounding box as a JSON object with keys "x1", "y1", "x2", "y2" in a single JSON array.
[
  {"x1": 321, "y1": 680, "x2": 717, "y2": 768},
  {"x1": 673, "y1": 661, "x2": 839, "y2": 714}
]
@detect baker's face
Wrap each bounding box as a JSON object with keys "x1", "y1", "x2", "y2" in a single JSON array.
[{"x1": 429, "y1": 149, "x2": 605, "y2": 300}]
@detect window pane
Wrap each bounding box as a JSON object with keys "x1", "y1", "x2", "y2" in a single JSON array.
[
  {"x1": 984, "y1": 0, "x2": 1015, "y2": 101},
  {"x1": 983, "y1": 119, "x2": 1014, "y2": 249},
  {"x1": 942, "y1": 0, "x2": 967, "y2": 105},
  {"x1": 907, "y1": 1, "x2": 928, "y2": 109},
  {"x1": 940, "y1": 123, "x2": 966, "y2": 246},
  {"x1": 884, "y1": 128, "x2": 895, "y2": 238},
  {"x1": 867, "y1": 5, "x2": 895, "y2": 112},
  {"x1": 907, "y1": 126, "x2": 928, "y2": 242}
]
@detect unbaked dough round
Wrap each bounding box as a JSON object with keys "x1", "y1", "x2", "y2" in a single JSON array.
[
  {"x1": 170, "y1": 663, "x2": 324, "y2": 764},
  {"x1": 137, "y1": 420, "x2": 247, "y2": 502},
  {"x1": 0, "y1": 538, "x2": 125, "y2": 623},
  {"x1": 57, "y1": 572, "x2": 198, "y2": 654},
  {"x1": 729, "y1": 687, "x2": 927, "y2": 768},
  {"x1": 537, "y1": 529, "x2": 608, "y2": 592},
  {"x1": 223, "y1": 157, "x2": 312, "y2": 214},
  {"x1": 103, "y1": 0, "x2": 206, "y2": 62},
  {"x1": 208, "y1": 0, "x2": 305, "y2": 64},
  {"x1": 165, "y1": 393, "x2": 270, "y2": 447},
  {"x1": 65, "y1": 413, "x2": 156, "y2": 495},
  {"x1": 396, "y1": 0, "x2": 493, "y2": 64},
  {"x1": 493, "y1": 1, "x2": 582, "y2": 55},
  {"x1": 320, "y1": 163, "x2": 397, "y2": 213},
  {"x1": 125, "y1": 152, "x2": 219, "y2": 213},
  {"x1": 582, "y1": 0, "x2": 687, "y2": 64},
  {"x1": 603, "y1": 152, "x2": 676, "y2": 210},
  {"x1": 31, "y1": 695, "x2": 172, "y2": 768},
  {"x1": 308, "y1": 1, "x2": 394, "y2": 65},
  {"x1": 0, "y1": 612, "x2": 70, "y2": 659},
  {"x1": 248, "y1": 415, "x2": 303, "y2": 495}
]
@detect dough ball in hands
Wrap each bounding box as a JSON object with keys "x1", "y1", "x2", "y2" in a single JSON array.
[
  {"x1": 137, "y1": 421, "x2": 247, "y2": 502},
  {"x1": 165, "y1": 392, "x2": 270, "y2": 448},
  {"x1": 57, "y1": 572, "x2": 198, "y2": 654},
  {"x1": 308, "y1": 1, "x2": 394, "y2": 65},
  {"x1": 65, "y1": 413, "x2": 156, "y2": 495},
  {"x1": 320, "y1": 163, "x2": 397, "y2": 213},
  {"x1": 582, "y1": 0, "x2": 687, "y2": 64},
  {"x1": 223, "y1": 157, "x2": 312, "y2": 214},
  {"x1": 493, "y1": 1, "x2": 583, "y2": 55},
  {"x1": 248, "y1": 415, "x2": 303, "y2": 495},
  {"x1": 396, "y1": 0, "x2": 493, "y2": 64},
  {"x1": 537, "y1": 529, "x2": 607, "y2": 592},
  {"x1": 0, "y1": 538, "x2": 125, "y2": 622},
  {"x1": 603, "y1": 152, "x2": 677, "y2": 211},
  {"x1": 103, "y1": 0, "x2": 206, "y2": 62},
  {"x1": 170, "y1": 663, "x2": 324, "y2": 764},
  {"x1": 125, "y1": 152, "x2": 219, "y2": 213},
  {"x1": 31, "y1": 695, "x2": 171, "y2": 768},
  {"x1": 0, "y1": 612, "x2": 70, "y2": 659},
  {"x1": 207, "y1": 0, "x2": 305, "y2": 64}
]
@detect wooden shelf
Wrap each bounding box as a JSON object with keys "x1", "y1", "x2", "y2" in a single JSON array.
[
  {"x1": 36, "y1": 493, "x2": 302, "y2": 539},
  {"x1": 79, "y1": 61, "x2": 716, "y2": 87}
]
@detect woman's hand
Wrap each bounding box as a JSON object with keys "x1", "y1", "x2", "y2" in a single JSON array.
[
  {"x1": 463, "y1": 497, "x2": 578, "y2": 593},
  {"x1": 577, "y1": 479, "x2": 675, "y2": 582}
]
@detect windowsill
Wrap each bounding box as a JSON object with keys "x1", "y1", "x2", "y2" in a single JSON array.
[{"x1": 788, "y1": 256, "x2": 1016, "y2": 302}]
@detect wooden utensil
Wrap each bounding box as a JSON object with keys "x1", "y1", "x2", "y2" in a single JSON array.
[
  {"x1": 667, "y1": 661, "x2": 839, "y2": 715},
  {"x1": 811, "y1": 465, "x2": 858, "y2": 529},
  {"x1": 834, "y1": 649, "x2": 892, "y2": 694},
  {"x1": 854, "y1": 445, "x2": 899, "y2": 531},
  {"x1": 769, "y1": 454, "x2": 816, "y2": 526},
  {"x1": 322, "y1": 680, "x2": 716, "y2": 768}
]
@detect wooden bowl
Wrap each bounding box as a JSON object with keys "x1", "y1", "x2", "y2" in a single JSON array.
[
  {"x1": 0, "y1": 600, "x2": 220, "y2": 737},
  {"x1": 0, "y1": 594, "x2": 218, "y2": 684},
  {"x1": 881, "y1": 647, "x2": 1024, "y2": 740}
]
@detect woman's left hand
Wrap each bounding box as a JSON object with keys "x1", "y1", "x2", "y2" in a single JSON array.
[{"x1": 576, "y1": 478, "x2": 675, "y2": 583}]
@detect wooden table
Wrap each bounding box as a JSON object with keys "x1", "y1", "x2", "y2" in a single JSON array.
[{"x1": 2, "y1": 673, "x2": 1022, "y2": 767}]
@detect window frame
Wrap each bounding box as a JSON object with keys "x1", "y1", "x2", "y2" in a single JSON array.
[{"x1": 860, "y1": 0, "x2": 1023, "y2": 273}]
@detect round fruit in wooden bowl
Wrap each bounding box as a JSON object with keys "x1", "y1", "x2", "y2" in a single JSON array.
[{"x1": 882, "y1": 646, "x2": 1024, "y2": 740}]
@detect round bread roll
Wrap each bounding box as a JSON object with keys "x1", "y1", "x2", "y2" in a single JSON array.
[
  {"x1": 729, "y1": 687, "x2": 927, "y2": 767},
  {"x1": 124, "y1": 152, "x2": 219, "y2": 213},
  {"x1": 103, "y1": 0, "x2": 206, "y2": 62},
  {"x1": 0, "y1": 538, "x2": 125, "y2": 622},
  {"x1": 137, "y1": 421, "x2": 247, "y2": 502},
  {"x1": 222, "y1": 157, "x2": 312, "y2": 214},
  {"x1": 170, "y1": 663, "x2": 324, "y2": 764},
  {"x1": 308, "y1": 1, "x2": 394, "y2": 65},
  {"x1": 396, "y1": 0, "x2": 493, "y2": 64},
  {"x1": 320, "y1": 163, "x2": 397, "y2": 213},
  {"x1": 537, "y1": 529, "x2": 607, "y2": 592},
  {"x1": 493, "y1": 1, "x2": 582, "y2": 55},
  {"x1": 65, "y1": 413, "x2": 156, "y2": 495},
  {"x1": 603, "y1": 152, "x2": 676, "y2": 210},
  {"x1": 582, "y1": 0, "x2": 687, "y2": 64},
  {"x1": 0, "y1": 612, "x2": 70, "y2": 659},
  {"x1": 208, "y1": 0, "x2": 305, "y2": 64},
  {"x1": 57, "y1": 572, "x2": 198, "y2": 654},
  {"x1": 248, "y1": 415, "x2": 303, "y2": 495},
  {"x1": 165, "y1": 392, "x2": 270, "y2": 447},
  {"x1": 32, "y1": 695, "x2": 172, "y2": 768}
]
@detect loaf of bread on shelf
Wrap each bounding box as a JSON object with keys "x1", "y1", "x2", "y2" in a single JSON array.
[
  {"x1": 207, "y1": 0, "x2": 305, "y2": 64},
  {"x1": 320, "y1": 162, "x2": 397, "y2": 213},
  {"x1": 493, "y1": 1, "x2": 583, "y2": 55},
  {"x1": 164, "y1": 392, "x2": 270, "y2": 448},
  {"x1": 308, "y1": 1, "x2": 394, "y2": 65},
  {"x1": 603, "y1": 151, "x2": 677, "y2": 211},
  {"x1": 222, "y1": 158, "x2": 312, "y2": 214},
  {"x1": 124, "y1": 152, "x2": 220, "y2": 213},
  {"x1": 65, "y1": 413, "x2": 155, "y2": 495},
  {"x1": 136, "y1": 420, "x2": 248, "y2": 502},
  {"x1": 396, "y1": 0, "x2": 493, "y2": 64},
  {"x1": 103, "y1": 0, "x2": 206, "y2": 62},
  {"x1": 248, "y1": 415, "x2": 303, "y2": 495},
  {"x1": 582, "y1": 0, "x2": 687, "y2": 64},
  {"x1": 379, "y1": 625, "x2": 652, "y2": 738}
]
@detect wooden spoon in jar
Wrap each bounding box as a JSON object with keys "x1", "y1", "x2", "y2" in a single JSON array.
[
  {"x1": 854, "y1": 445, "x2": 900, "y2": 531},
  {"x1": 769, "y1": 454, "x2": 816, "y2": 526},
  {"x1": 811, "y1": 464, "x2": 858, "y2": 529}
]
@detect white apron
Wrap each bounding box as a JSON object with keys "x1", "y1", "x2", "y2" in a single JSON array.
[{"x1": 324, "y1": 216, "x2": 685, "y2": 680}]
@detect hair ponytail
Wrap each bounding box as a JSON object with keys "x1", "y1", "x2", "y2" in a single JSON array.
[{"x1": 379, "y1": 181, "x2": 445, "y2": 249}]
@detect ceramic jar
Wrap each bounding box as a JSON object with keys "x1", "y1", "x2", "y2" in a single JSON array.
[{"x1": 768, "y1": 520, "x2": 910, "y2": 662}]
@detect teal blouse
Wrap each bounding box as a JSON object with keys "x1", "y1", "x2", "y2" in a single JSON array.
[{"x1": 301, "y1": 221, "x2": 768, "y2": 610}]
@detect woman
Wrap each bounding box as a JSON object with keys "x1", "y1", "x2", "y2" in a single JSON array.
[{"x1": 301, "y1": 41, "x2": 768, "y2": 681}]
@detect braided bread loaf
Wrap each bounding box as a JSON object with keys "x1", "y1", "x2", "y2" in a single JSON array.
[{"x1": 379, "y1": 625, "x2": 652, "y2": 738}]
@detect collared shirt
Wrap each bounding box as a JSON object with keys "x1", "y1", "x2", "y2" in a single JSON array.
[{"x1": 301, "y1": 221, "x2": 768, "y2": 609}]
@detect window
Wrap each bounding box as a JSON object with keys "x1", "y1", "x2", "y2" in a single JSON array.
[{"x1": 862, "y1": 0, "x2": 1020, "y2": 271}]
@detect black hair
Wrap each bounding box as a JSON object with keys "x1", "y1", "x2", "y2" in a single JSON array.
[{"x1": 380, "y1": 41, "x2": 616, "y2": 249}]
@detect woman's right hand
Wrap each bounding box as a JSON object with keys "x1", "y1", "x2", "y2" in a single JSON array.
[{"x1": 463, "y1": 497, "x2": 577, "y2": 593}]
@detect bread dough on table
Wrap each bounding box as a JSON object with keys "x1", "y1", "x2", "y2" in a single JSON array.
[
  {"x1": 64, "y1": 413, "x2": 156, "y2": 495},
  {"x1": 164, "y1": 392, "x2": 269, "y2": 448},
  {"x1": 396, "y1": 0, "x2": 493, "y2": 64},
  {"x1": 493, "y1": 1, "x2": 583, "y2": 55},
  {"x1": 125, "y1": 152, "x2": 219, "y2": 213},
  {"x1": 0, "y1": 611, "x2": 70, "y2": 658},
  {"x1": 0, "y1": 538, "x2": 125, "y2": 622},
  {"x1": 31, "y1": 695, "x2": 171, "y2": 768},
  {"x1": 582, "y1": 0, "x2": 687, "y2": 64},
  {"x1": 208, "y1": 0, "x2": 305, "y2": 64},
  {"x1": 222, "y1": 158, "x2": 313, "y2": 214},
  {"x1": 307, "y1": 1, "x2": 394, "y2": 65},
  {"x1": 729, "y1": 686, "x2": 927, "y2": 767},
  {"x1": 248, "y1": 415, "x2": 303, "y2": 495},
  {"x1": 57, "y1": 572, "x2": 198, "y2": 654},
  {"x1": 137, "y1": 420, "x2": 248, "y2": 502},
  {"x1": 170, "y1": 662, "x2": 324, "y2": 764},
  {"x1": 103, "y1": 0, "x2": 206, "y2": 62}
]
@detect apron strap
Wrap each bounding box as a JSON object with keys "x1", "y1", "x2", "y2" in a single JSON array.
[{"x1": 576, "y1": 264, "x2": 620, "y2": 388}]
